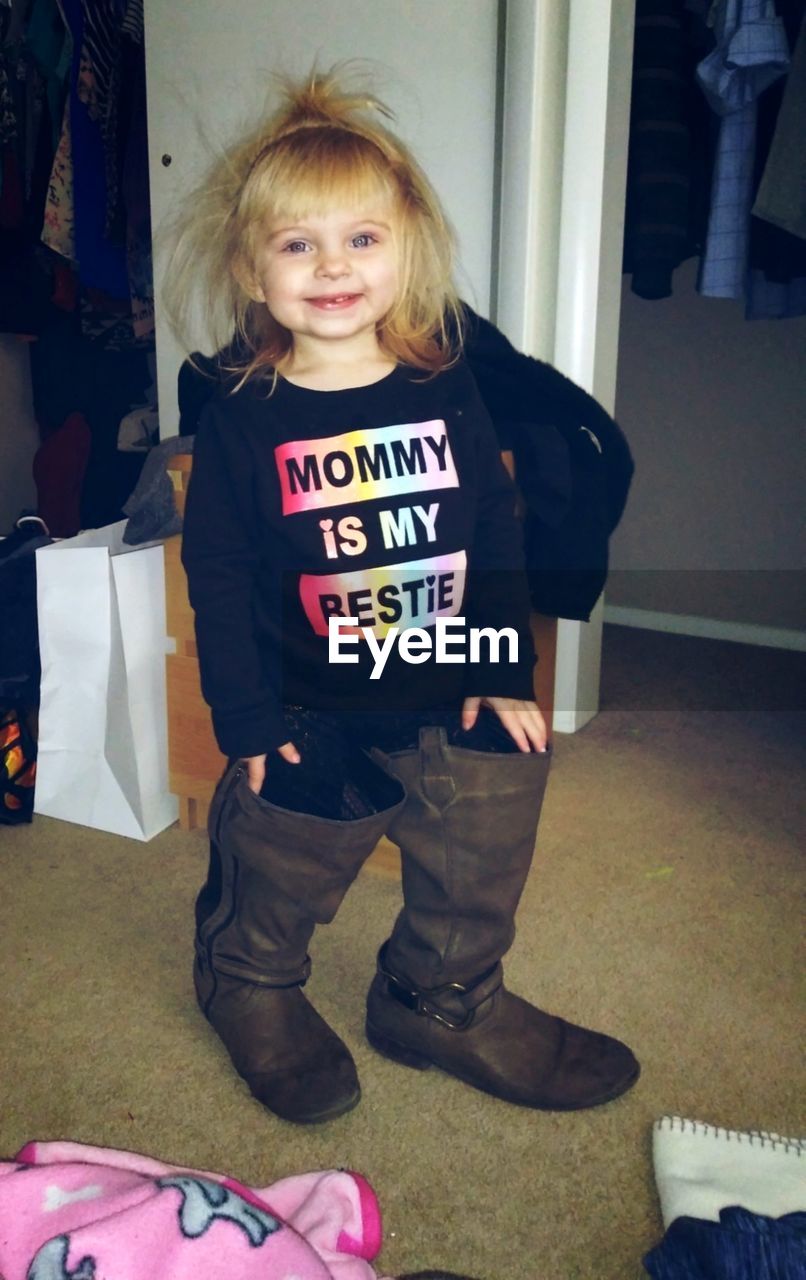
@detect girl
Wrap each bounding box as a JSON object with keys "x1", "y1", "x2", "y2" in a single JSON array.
[{"x1": 166, "y1": 68, "x2": 639, "y2": 1124}]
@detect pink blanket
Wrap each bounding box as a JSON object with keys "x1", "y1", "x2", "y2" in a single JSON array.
[{"x1": 0, "y1": 1140, "x2": 394, "y2": 1279}]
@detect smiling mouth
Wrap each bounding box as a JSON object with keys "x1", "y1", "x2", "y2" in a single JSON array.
[{"x1": 308, "y1": 294, "x2": 361, "y2": 309}]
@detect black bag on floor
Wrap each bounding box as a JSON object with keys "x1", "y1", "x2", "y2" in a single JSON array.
[{"x1": 0, "y1": 707, "x2": 37, "y2": 825}]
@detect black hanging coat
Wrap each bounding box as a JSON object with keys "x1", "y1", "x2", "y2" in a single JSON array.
[{"x1": 461, "y1": 306, "x2": 634, "y2": 622}]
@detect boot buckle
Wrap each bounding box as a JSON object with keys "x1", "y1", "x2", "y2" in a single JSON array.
[
  {"x1": 419, "y1": 988, "x2": 476, "y2": 1031},
  {"x1": 386, "y1": 973, "x2": 476, "y2": 1031}
]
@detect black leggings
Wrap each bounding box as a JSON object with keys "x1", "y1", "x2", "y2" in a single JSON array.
[{"x1": 257, "y1": 701, "x2": 525, "y2": 820}]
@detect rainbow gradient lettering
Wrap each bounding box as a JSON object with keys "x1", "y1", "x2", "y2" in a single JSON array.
[{"x1": 276, "y1": 419, "x2": 458, "y2": 515}]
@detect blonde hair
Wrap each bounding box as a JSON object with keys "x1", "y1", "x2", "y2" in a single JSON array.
[{"x1": 161, "y1": 65, "x2": 465, "y2": 390}]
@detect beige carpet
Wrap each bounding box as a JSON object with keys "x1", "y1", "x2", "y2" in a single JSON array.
[{"x1": 1, "y1": 624, "x2": 804, "y2": 1279}]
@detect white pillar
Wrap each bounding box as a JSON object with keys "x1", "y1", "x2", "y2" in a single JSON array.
[
  {"x1": 552, "y1": 0, "x2": 634, "y2": 731},
  {"x1": 496, "y1": 0, "x2": 569, "y2": 357}
]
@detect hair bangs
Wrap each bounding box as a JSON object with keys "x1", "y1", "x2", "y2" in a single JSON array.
[{"x1": 241, "y1": 127, "x2": 398, "y2": 241}]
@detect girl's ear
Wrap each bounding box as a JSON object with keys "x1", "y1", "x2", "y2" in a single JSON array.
[{"x1": 232, "y1": 252, "x2": 265, "y2": 303}]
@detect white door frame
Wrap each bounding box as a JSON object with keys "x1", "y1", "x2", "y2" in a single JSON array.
[{"x1": 497, "y1": 0, "x2": 635, "y2": 731}]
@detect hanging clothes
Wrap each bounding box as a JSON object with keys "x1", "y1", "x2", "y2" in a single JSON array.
[
  {"x1": 37, "y1": 0, "x2": 153, "y2": 340},
  {"x1": 743, "y1": 2, "x2": 806, "y2": 314},
  {"x1": 696, "y1": 0, "x2": 789, "y2": 299},
  {"x1": 622, "y1": 0, "x2": 716, "y2": 299},
  {"x1": 77, "y1": 0, "x2": 128, "y2": 239},
  {"x1": 25, "y1": 0, "x2": 71, "y2": 159},
  {"x1": 753, "y1": 9, "x2": 806, "y2": 240},
  {"x1": 57, "y1": 0, "x2": 129, "y2": 297},
  {"x1": 1, "y1": 0, "x2": 63, "y2": 331},
  {"x1": 119, "y1": 0, "x2": 153, "y2": 338}
]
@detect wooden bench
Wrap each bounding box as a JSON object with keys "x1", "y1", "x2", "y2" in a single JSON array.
[{"x1": 164, "y1": 453, "x2": 556, "y2": 878}]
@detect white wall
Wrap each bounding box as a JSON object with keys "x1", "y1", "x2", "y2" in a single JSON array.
[
  {"x1": 0, "y1": 337, "x2": 39, "y2": 530},
  {"x1": 144, "y1": 0, "x2": 501, "y2": 436},
  {"x1": 609, "y1": 258, "x2": 806, "y2": 633}
]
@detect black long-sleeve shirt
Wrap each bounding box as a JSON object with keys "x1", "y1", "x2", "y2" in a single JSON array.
[{"x1": 181, "y1": 358, "x2": 536, "y2": 758}]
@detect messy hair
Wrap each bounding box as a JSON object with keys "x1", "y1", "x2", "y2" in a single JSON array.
[{"x1": 161, "y1": 64, "x2": 465, "y2": 390}]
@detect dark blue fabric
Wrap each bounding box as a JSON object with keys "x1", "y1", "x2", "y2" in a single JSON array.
[
  {"x1": 696, "y1": 0, "x2": 790, "y2": 299},
  {"x1": 60, "y1": 0, "x2": 130, "y2": 298},
  {"x1": 644, "y1": 1207, "x2": 806, "y2": 1279}
]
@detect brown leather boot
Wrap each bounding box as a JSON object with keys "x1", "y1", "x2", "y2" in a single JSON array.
[
  {"x1": 196, "y1": 756, "x2": 404, "y2": 1123},
  {"x1": 366, "y1": 728, "x2": 640, "y2": 1110}
]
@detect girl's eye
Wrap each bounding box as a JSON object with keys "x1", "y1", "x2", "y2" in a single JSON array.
[
  {"x1": 351, "y1": 233, "x2": 377, "y2": 248},
  {"x1": 283, "y1": 240, "x2": 309, "y2": 254}
]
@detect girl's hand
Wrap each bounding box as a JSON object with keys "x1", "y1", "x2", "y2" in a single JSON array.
[
  {"x1": 461, "y1": 696, "x2": 548, "y2": 754},
  {"x1": 243, "y1": 741, "x2": 301, "y2": 794}
]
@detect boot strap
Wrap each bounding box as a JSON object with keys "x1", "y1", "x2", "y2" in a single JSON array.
[
  {"x1": 383, "y1": 959, "x2": 502, "y2": 1031},
  {"x1": 195, "y1": 935, "x2": 312, "y2": 989}
]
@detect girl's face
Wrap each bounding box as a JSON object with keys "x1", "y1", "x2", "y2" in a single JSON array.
[{"x1": 247, "y1": 204, "x2": 399, "y2": 354}]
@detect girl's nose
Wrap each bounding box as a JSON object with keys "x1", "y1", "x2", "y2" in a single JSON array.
[{"x1": 316, "y1": 250, "x2": 349, "y2": 278}]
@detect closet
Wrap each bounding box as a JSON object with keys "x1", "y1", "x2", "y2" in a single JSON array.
[
  {"x1": 608, "y1": 0, "x2": 806, "y2": 648},
  {"x1": 0, "y1": 0, "x2": 155, "y2": 538}
]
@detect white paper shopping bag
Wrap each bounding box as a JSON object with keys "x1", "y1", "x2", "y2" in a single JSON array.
[{"x1": 34, "y1": 522, "x2": 178, "y2": 840}]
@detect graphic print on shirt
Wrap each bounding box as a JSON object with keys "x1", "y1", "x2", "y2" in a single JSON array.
[
  {"x1": 275, "y1": 418, "x2": 466, "y2": 637},
  {"x1": 43, "y1": 1184, "x2": 104, "y2": 1212},
  {"x1": 28, "y1": 1235, "x2": 97, "y2": 1280},
  {"x1": 158, "y1": 1175, "x2": 281, "y2": 1246}
]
